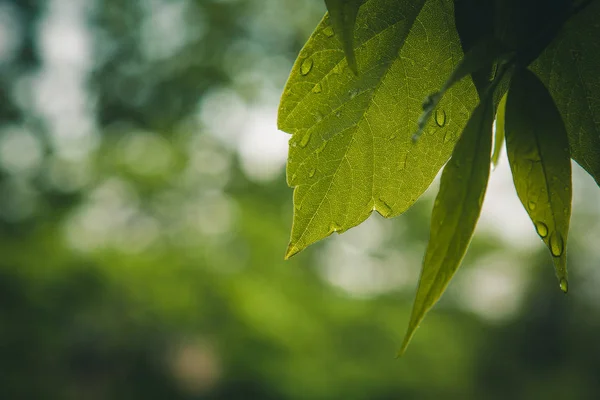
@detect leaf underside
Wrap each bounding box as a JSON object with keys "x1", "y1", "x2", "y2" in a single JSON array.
[
  {"x1": 400, "y1": 95, "x2": 494, "y2": 355},
  {"x1": 505, "y1": 68, "x2": 572, "y2": 291},
  {"x1": 279, "y1": 0, "x2": 478, "y2": 258}
]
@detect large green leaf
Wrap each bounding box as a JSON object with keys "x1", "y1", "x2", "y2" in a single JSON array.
[
  {"x1": 400, "y1": 94, "x2": 494, "y2": 355},
  {"x1": 324, "y1": 0, "x2": 363, "y2": 74},
  {"x1": 505, "y1": 68, "x2": 572, "y2": 292},
  {"x1": 531, "y1": 0, "x2": 600, "y2": 186},
  {"x1": 278, "y1": 0, "x2": 478, "y2": 258}
]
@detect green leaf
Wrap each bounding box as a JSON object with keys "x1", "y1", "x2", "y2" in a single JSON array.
[
  {"x1": 530, "y1": 0, "x2": 600, "y2": 186},
  {"x1": 492, "y1": 93, "x2": 507, "y2": 168},
  {"x1": 505, "y1": 68, "x2": 572, "y2": 292},
  {"x1": 324, "y1": 0, "x2": 363, "y2": 75},
  {"x1": 279, "y1": 0, "x2": 478, "y2": 258},
  {"x1": 400, "y1": 95, "x2": 494, "y2": 355}
]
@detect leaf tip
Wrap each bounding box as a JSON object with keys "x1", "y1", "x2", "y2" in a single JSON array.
[
  {"x1": 347, "y1": 56, "x2": 358, "y2": 76},
  {"x1": 284, "y1": 243, "x2": 301, "y2": 260},
  {"x1": 559, "y1": 278, "x2": 568, "y2": 294},
  {"x1": 398, "y1": 327, "x2": 417, "y2": 357}
]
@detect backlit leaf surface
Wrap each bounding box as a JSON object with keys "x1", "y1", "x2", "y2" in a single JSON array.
[
  {"x1": 279, "y1": 0, "x2": 478, "y2": 258},
  {"x1": 505, "y1": 68, "x2": 572, "y2": 291}
]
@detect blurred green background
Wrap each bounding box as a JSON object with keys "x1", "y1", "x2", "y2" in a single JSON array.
[{"x1": 0, "y1": 0, "x2": 599, "y2": 399}]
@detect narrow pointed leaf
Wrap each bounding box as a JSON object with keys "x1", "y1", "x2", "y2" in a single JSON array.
[
  {"x1": 400, "y1": 96, "x2": 494, "y2": 355},
  {"x1": 324, "y1": 0, "x2": 363, "y2": 74},
  {"x1": 531, "y1": 0, "x2": 600, "y2": 186},
  {"x1": 279, "y1": 0, "x2": 478, "y2": 258},
  {"x1": 505, "y1": 68, "x2": 572, "y2": 291},
  {"x1": 492, "y1": 93, "x2": 507, "y2": 167}
]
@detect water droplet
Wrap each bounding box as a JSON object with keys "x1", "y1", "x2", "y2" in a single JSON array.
[
  {"x1": 330, "y1": 222, "x2": 342, "y2": 232},
  {"x1": 309, "y1": 168, "x2": 316, "y2": 178},
  {"x1": 559, "y1": 278, "x2": 568, "y2": 293},
  {"x1": 435, "y1": 109, "x2": 447, "y2": 127},
  {"x1": 349, "y1": 88, "x2": 359, "y2": 99},
  {"x1": 443, "y1": 131, "x2": 453, "y2": 143},
  {"x1": 316, "y1": 142, "x2": 327, "y2": 154},
  {"x1": 312, "y1": 83, "x2": 322, "y2": 93},
  {"x1": 535, "y1": 221, "x2": 548, "y2": 238},
  {"x1": 300, "y1": 131, "x2": 312, "y2": 147},
  {"x1": 398, "y1": 154, "x2": 407, "y2": 170},
  {"x1": 549, "y1": 232, "x2": 564, "y2": 257},
  {"x1": 300, "y1": 58, "x2": 313, "y2": 76},
  {"x1": 375, "y1": 198, "x2": 393, "y2": 217},
  {"x1": 528, "y1": 200, "x2": 536, "y2": 211},
  {"x1": 323, "y1": 26, "x2": 334, "y2": 37}
]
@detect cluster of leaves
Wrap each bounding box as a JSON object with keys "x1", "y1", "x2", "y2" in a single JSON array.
[{"x1": 278, "y1": 0, "x2": 600, "y2": 354}]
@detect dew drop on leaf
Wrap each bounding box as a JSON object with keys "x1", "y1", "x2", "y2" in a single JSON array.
[
  {"x1": 535, "y1": 221, "x2": 548, "y2": 238},
  {"x1": 312, "y1": 83, "x2": 322, "y2": 93},
  {"x1": 300, "y1": 131, "x2": 312, "y2": 147},
  {"x1": 398, "y1": 154, "x2": 407, "y2": 170},
  {"x1": 549, "y1": 232, "x2": 564, "y2": 257},
  {"x1": 309, "y1": 168, "x2": 316, "y2": 178},
  {"x1": 323, "y1": 26, "x2": 334, "y2": 37},
  {"x1": 316, "y1": 141, "x2": 327, "y2": 154},
  {"x1": 434, "y1": 109, "x2": 447, "y2": 127},
  {"x1": 559, "y1": 278, "x2": 568, "y2": 293},
  {"x1": 443, "y1": 131, "x2": 453, "y2": 143},
  {"x1": 300, "y1": 58, "x2": 314, "y2": 76},
  {"x1": 528, "y1": 200, "x2": 536, "y2": 211},
  {"x1": 330, "y1": 222, "x2": 341, "y2": 232}
]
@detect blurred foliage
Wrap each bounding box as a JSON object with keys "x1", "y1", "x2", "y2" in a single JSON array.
[{"x1": 0, "y1": 0, "x2": 599, "y2": 399}]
